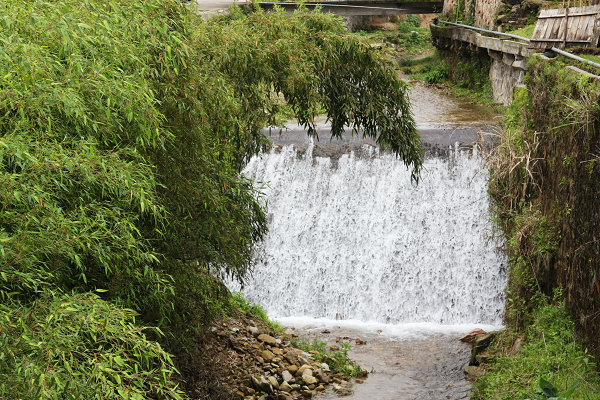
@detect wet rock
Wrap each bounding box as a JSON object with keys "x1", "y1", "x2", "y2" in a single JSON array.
[
  {"x1": 277, "y1": 394, "x2": 293, "y2": 400},
  {"x1": 333, "y1": 383, "x2": 353, "y2": 396},
  {"x1": 473, "y1": 332, "x2": 496, "y2": 348},
  {"x1": 300, "y1": 389, "x2": 313, "y2": 398},
  {"x1": 258, "y1": 334, "x2": 279, "y2": 346},
  {"x1": 475, "y1": 352, "x2": 491, "y2": 364},
  {"x1": 459, "y1": 329, "x2": 486, "y2": 343},
  {"x1": 470, "y1": 332, "x2": 498, "y2": 366},
  {"x1": 464, "y1": 365, "x2": 485, "y2": 378}
]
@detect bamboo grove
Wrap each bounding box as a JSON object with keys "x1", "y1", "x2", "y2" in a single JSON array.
[{"x1": 0, "y1": 0, "x2": 421, "y2": 398}]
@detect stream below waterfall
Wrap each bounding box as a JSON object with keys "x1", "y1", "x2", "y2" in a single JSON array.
[{"x1": 230, "y1": 80, "x2": 508, "y2": 399}]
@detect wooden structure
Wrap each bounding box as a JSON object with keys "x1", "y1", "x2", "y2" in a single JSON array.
[{"x1": 529, "y1": 4, "x2": 600, "y2": 50}]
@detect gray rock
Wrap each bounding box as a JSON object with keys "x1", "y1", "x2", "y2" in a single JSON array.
[
  {"x1": 251, "y1": 375, "x2": 273, "y2": 394},
  {"x1": 267, "y1": 375, "x2": 279, "y2": 389},
  {"x1": 258, "y1": 334, "x2": 278, "y2": 346},
  {"x1": 281, "y1": 370, "x2": 294, "y2": 382},
  {"x1": 279, "y1": 381, "x2": 293, "y2": 392},
  {"x1": 248, "y1": 326, "x2": 259, "y2": 335},
  {"x1": 297, "y1": 364, "x2": 311, "y2": 376}
]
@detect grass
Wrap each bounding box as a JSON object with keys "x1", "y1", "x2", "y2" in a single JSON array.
[
  {"x1": 290, "y1": 337, "x2": 364, "y2": 378},
  {"x1": 473, "y1": 301, "x2": 600, "y2": 400},
  {"x1": 507, "y1": 24, "x2": 537, "y2": 39},
  {"x1": 229, "y1": 292, "x2": 285, "y2": 333}
]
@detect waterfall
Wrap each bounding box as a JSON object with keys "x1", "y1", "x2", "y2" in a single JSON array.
[{"x1": 233, "y1": 142, "x2": 507, "y2": 328}]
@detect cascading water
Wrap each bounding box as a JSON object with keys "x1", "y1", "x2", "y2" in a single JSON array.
[{"x1": 233, "y1": 140, "x2": 507, "y2": 329}]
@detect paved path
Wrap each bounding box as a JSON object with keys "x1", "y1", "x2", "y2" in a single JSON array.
[{"x1": 195, "y1": 1, "x2": 243, "y2": 13}]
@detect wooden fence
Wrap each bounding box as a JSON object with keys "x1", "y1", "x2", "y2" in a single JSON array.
[{"x1": 529, "y1": 3, "x2": 600, "y2": 50}]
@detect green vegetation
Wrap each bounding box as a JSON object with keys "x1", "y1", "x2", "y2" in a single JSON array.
[
  {"x1": 290, "y1": 337, "x2": 364, "y2": 378},
  {"x1": 483, "y1": 54, "x2": 600, "y2": 398},
  {"x1": 401, "y1": 51, "x2": 498, "y2": 105},
  {"x1": 0, "y1": 293, "x2": 184, "y2": 400},
  {"x1": 506, "y1": 24, "x2": 537, "y2": 39},
  {"x1": 473, "y1": 301, "x2": 600, "y2": 400},
  {"x1": 353, "y1": 17, "x2": 434, "y2": 58},
  {"x1": 0, "y1": 0, "x2": 422, "y2": 398},
  {"x1": 229, "y1": 292, "x2": 284, "y2": 332}
]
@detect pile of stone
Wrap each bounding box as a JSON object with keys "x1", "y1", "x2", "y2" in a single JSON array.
[
  {"x1": 210, "y1": 320, "x2": 363, "y2": 400},
  {"x1": 459, "y1": 329, "x2": 499, "y2": 379}
]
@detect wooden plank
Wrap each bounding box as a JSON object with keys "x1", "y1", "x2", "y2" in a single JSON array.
[
  {"x1": 580, "y1": 14, "x2": 594, "y2": 39},
  {"x1": 542, "y1": 11, "x2": 557, "y2": 38},
  {"x1": 538, "y1": 11, "x2": 600, "y2": 17},
  {"x1": 552, "y1": 11, "x2": 565, "y2": 40},
  {"x1": 530, "y1": 38, "x2": 590, "y2": 42},
  {"x1": 568, "y1": 15, "x2": 581, "y2": 41},
  {"x1": 533, "y1": 18, "x2": 549, "y2": 36},
  {"x1": 578, "y1": 14, "x2": 593, "y2": 37},
  {"x1": 576, "y1": 15, "x2": 588, "y2": 40}
]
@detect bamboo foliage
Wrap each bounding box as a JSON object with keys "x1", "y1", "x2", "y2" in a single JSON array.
[{"x1": 0, "y1": 1, "x2": 421, "y2": 397}]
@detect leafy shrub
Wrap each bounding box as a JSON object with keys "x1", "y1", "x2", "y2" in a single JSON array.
[
  {"x1": 424, "y1": 63, "x2": 450, "y2": 83},
  {"x1": 406, "y1": 14, "x2": 421, "y2": 28},
  {"x1": 526, "y1": 378, "x2": 580, "y2": 400},
  {"x1": 0, "y1": 292, "x2": 184, "y2": 400}
]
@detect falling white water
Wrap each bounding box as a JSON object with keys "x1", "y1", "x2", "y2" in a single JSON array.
[{"x1": 232, "y1": 142, "x2": 507, "y2": 328}]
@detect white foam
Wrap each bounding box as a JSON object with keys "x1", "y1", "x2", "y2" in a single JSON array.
[
  {"x1": 276, "y1": 316, "x2": 502, "y2": 339},
  {"x1": 233, "y1": 144, "x2": 508, "y2": 326}
]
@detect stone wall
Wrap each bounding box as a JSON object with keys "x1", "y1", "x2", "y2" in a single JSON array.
[
  {"x1": 442, "y1": 0, "x2": 503, "y2": 29},
  {"x1": 475, "y1": 0, "x2": 503, "y2": 29},
  {"x1": 489, "y1": 58, "x2": 525, "y2": 105}
]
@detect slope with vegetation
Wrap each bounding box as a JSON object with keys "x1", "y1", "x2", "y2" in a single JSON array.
[
  {"x1": 0, "y1": 1, "x2": 422, "y2": 398},
  {"x1": 473, "y1": 55, "x2": 600, "y2": 399}
]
